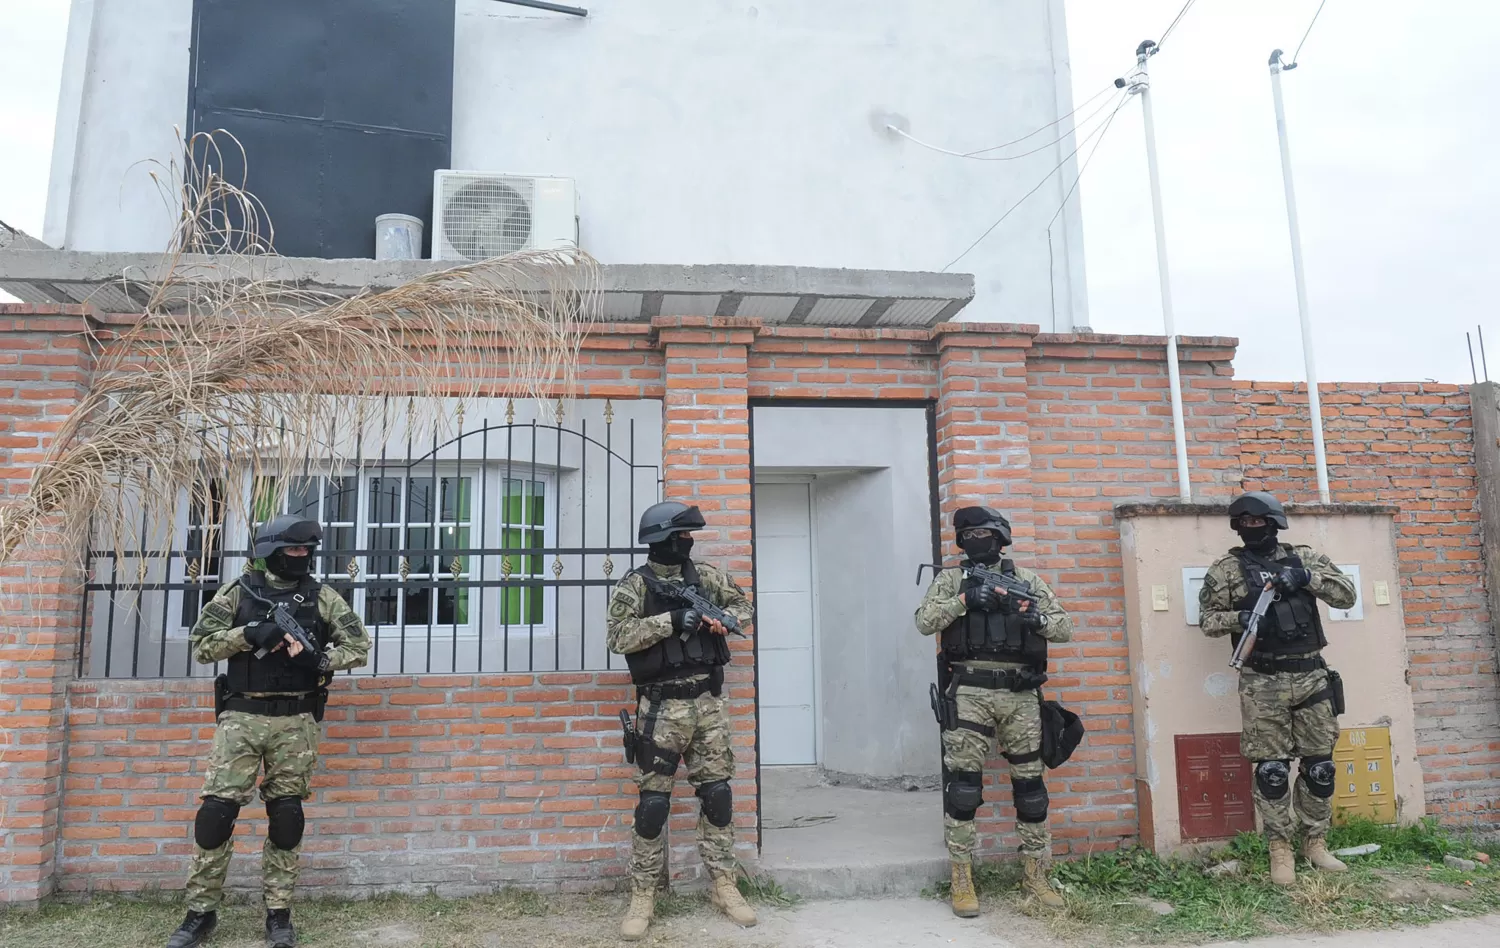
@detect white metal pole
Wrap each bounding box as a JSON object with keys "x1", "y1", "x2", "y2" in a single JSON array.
[
  {"x1": 1270, "y1": 49, "x2": 1331, "y2": 503},
  {"x1": 1128, "y1": 42, "x2": 1193, "y2": 502}
]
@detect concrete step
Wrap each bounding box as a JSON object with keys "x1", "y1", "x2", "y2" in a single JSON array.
[{"x1": 756, "y1": 766, "x2": 949, "y2": 899}]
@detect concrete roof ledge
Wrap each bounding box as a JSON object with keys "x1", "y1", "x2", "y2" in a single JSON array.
[
  {"x1": 1115, "y1": 502, "x2": 1402, "y2": 519},
  {"x1": 0, "y1": 249, "x2": 975, "y2": 328}
]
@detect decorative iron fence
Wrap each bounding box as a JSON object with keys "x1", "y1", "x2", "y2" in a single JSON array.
[{"x1": 80, "y1": 398, "x2": 662, "y2": 678}]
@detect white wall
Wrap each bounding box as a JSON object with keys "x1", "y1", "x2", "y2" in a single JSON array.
[
  {"x1": 47, "y1": 0, "x2": 1088, "y2": 329},
  {"x1": 752, "y1": 405, "x2": 937, "y2": 778}
]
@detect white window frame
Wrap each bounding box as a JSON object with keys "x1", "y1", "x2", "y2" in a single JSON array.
[{"x1": 164, "y1": 463, "x2": 558, "y2": 643}]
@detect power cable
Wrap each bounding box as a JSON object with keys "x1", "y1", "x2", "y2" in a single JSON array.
[
  {"x1": 1289, "y1": 0, "x2": 1330, "y2": 66},
  {"x1": 889, "y1": 89, "x2": 1123, "y2": 162},
  {"x1": 942, "y1": 93, "x2": 1132, "y2": 272},
  {"x1": 1158, "y1": 0, "x2": 1200, "y2": 48}
]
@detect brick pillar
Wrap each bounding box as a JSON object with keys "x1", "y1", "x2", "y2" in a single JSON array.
[
  {"x1": 930, "y1": 323, "x2": 1041, "y2": 858},
  {"x1": 0, "y1": 306, "x2": 97, "y2": 904},
  {"x1": 932, "y1": 324, "x2": 1036, "y2": 555},
  {"x1": 653, "y1": 315, "x2": 758, "y2": 881}
]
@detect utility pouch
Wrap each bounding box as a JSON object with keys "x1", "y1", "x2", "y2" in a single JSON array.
[
  {"x1": 930, "y1": 681, "x2": 959, "y2": 731},
  {"x1": 619, "y1": 709, "x2": 638, "y2": 765},
  {"x1": 312, "y1": 686, "x2": 330, "y2": 723},
  {"x1": 213, "y1": 674, "x2": 229, "y2": 719}
]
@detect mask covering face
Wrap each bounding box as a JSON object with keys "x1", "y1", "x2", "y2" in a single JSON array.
[
  {"x1": 1235, "y1": 523, "x2": 1279, "y2": 555},
  {"x1": 958, "y1": 531, "x2": 1002, "y2": 566},
  {"x1": 267, "y1": 549, "x2": 313, "y2": 580},
  {"x1": 649, "y1": 533, "x2": 694, "y2": 566}
]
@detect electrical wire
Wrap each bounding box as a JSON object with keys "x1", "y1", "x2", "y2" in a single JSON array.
[
  {"x1": 1158, "y1": 0, "x2": 1200, "y2": 48},
  {"x1": 942, "y1": 93, "x2": 1131, "y2": 272},
  {"x1": 889, "y1": 89, "x2": 1123, "y2": 162},
  {"x1": 1289, "y1": 0, "x2": 1330, "y2": 66},
  {"x1": 964, "y1": 84, "x2": 1118, "y2": 156},
  {"x1": 1047, "y1": 91, "x2": 1129, "y2": 231}
]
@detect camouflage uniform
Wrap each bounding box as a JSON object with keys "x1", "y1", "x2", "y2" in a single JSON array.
[
  {"x1": 915, "y1": 564, "x2": 1074, "y2": 861},
  {"x1": 184, "y1": 572, "x2": 370, "y2": 912},
  {"x1": 1197, "y1": 545, "x2": 1356, "y2": 841},
  {"x1": 607, "y1": 560, "x2": 753, "y2": 890}
]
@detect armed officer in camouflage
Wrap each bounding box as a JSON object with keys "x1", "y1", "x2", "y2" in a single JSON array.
[
  {"x1": 607, "y1": 501, "x2": 757, "y2": 941},
  {"x1": 166, "y1": 516, "x2": 370, "y2": 948},
  {"x1": 1197, "y1": 491, "x2": 1357, "y2": 887},
  {"x1": 916, "y1": 506, "x2": 1073, "y2": 917}
]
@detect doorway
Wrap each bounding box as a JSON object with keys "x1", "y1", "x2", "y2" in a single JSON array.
[{"x1": 752, "y1": 478, "x2": 819, "y2": 766}]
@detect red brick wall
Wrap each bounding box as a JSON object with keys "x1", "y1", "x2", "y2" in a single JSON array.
[
  {"x1": 1011, "y1": 335, "x2": 1239, "y2": 857},
  {"x1": 59, "y1": 675, "x2": 643, "y2": 896},
  {"x1": 1238, "y1": 382, "x2": 1500, "y2": 828},
  {"x1": 747, "y1": 327, "x2": 937, "y2": 400}
]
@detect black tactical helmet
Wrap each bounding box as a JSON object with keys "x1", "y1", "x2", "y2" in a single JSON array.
[
  {"x1": 953, "y1": 506, "x2": 1012, "y2": 547},
  {"x1": 638, "y1": 501, "x2": 706, "y2": 544},
  {"x1": 1227, "y1": 491, "x2": 1289, "y2": 530},
  {"x1": 253, "y1": 515, "x2": 323, "y2": 559}
]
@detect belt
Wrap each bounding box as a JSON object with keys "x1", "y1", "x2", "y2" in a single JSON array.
[
  {"x1": 223, "y1": 694, "x2": 319, "y2": 717},
  {"x1": 955, "y1": 667, "x2": 1047, "y2": 692},
  {"x1": 1247, "y1": 653, "x2": 1325, "y2": 675},
  {"x1": 638, "y1": 671, "x2": 722, "y2": 702}
]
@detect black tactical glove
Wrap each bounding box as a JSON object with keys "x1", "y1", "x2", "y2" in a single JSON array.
[
  {"x1": 968, "y1": 585, "x2": 1000, "y2": 612},
  {"x1": 1274, "y1": 567, "x2": 1312, "y2": 593},
  {"x1": 1238, "y1": 610, "x2": 1255, "y2": 630},
  {"x1": 993, "y1": 589, "x2": 1020, "y2": 615},
  {"x1": 242, "y1": 619, "x2": 282, "y2": 652},
  {"x1": 1014, "y1": 611, "x2": 1044, "y2": 632},
  {"x1": 671, "y1": 609, "x2": 704, "y2": 634},
  {"x1": 288, "y1": 646, "x2": 332, "y2": 673}
]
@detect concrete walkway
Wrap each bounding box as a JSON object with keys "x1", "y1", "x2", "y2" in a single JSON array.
[{"x1": 669, "y1": 898, "x2": 1500, "y2": 948}]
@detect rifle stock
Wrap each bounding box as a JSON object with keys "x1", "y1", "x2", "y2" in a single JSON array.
[{"x1": 1229, "y1": 582, "x2": 1277, "y2": 670}]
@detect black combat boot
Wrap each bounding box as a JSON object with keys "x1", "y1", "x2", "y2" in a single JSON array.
[
  {"x1": 165, "y1": 910, "x2": 217, "y2": 948},
  {"x1": 265, "y1": 907, "x2": 296, "y2": 948}
]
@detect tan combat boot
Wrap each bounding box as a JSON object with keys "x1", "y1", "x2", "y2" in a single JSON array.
[
  {"x1": 1269, "y1": 839, "x2": 1297, "y2": 887},
  {"x1": 1021, "y1": 855, "x2": 1065, "y2": 910},
  {"x1": 1304, "y1": 835, "x2": 1348, "y2": 873},
  {"x1": 709, "y1": 873, "x2": 757, "y2": 928},
  {"x1": 949, "y1": 860, "x2": 980, "y2": 918},
  {"x1": 620, "y1": 887, "x2": 654, "y2": 941}
]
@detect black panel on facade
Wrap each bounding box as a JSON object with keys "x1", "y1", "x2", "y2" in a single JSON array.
[{"x1": 188, "y1": 0, "x2": 454, "y2": 259}]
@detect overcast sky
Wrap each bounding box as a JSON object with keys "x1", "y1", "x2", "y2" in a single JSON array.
[{"x1": 1, "y1": 1, "x2": 1495, "y2": 384}]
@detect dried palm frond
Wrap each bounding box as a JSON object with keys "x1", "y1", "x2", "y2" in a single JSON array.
[{"x1": 0, "y1": 129, "x2": 598, "y2": 574}]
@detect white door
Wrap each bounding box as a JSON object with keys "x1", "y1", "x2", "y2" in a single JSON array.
[{"x1": 753, "y1": 481, "x2": 818, "y2": 766}]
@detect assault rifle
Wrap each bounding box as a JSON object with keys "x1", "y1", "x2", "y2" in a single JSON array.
[
  {"x1": 240, "y1": 582, "x2": 320, "y2": 660},
  {"x1": 1228, "y1": 581, "x2": 1277, "y2": 670},
  {"x1": 637, "y1": 573, "x2": 747, "y2": 638},
  {"x1": 914, "y1": 562, "x2": 1038, "y2": 612}
]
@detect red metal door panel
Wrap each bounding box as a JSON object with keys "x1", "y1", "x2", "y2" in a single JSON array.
[{"x1": 1175, "y1": 733, "x2": 1257, "y2": 840}]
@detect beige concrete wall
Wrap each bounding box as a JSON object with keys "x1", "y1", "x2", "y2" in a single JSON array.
[{"x1": 1118, "y1": 505, "x2": 1424, "y2": 853}]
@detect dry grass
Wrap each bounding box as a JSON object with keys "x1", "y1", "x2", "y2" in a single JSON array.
[{"x1": 0, "y1": 129, "x2": 600, "y2": 578}]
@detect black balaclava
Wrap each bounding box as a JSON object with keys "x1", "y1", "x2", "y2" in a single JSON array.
[
  {"x1": 267, "y1": 549, "x2": 313, "y2": 580},
  {"x1": 649, "y1": 532, "x2": 694, "y2": 566},
  {"x1": 958, "y1": 530, "x2": 1002, "y2": 566},
  {"x1": 1235, "y1": 521, "x2": 1279, "y2": 556}
]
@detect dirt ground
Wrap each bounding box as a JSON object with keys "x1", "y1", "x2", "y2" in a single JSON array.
[{"x1": 5, "y1": 893, "x2": 1500, "y2": 948}]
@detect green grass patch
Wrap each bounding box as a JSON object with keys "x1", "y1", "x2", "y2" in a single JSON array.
[{"x1": 924, "y1": 819, "x2": 1500, "y2": 945}]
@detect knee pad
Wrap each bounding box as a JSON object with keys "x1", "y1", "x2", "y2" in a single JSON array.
[
  {"x1": 634, "y1": 790, "x2": 671, "y2": 840},
  {"x1": 265, "y1": 796, "x2": 305, "y2": 851},
  {"x1": 1300, "y1": 755, "x2": 1336, "y2": 800},
  {"x1": 944, "y1": 771, "x2": 984, "y2": 821},
  {"x1": 1255, "y1": 760, "x2": 1292, "y2": 800},
  {"x1": 194, "y1": 795, "x2": 241, "y2": 850},
  {"x1": 1012, "y1": 776, "x2": 1049, "y2": 824},
  {"x1": 696, "y1": 780, "x2": 734, "y2": 828}
]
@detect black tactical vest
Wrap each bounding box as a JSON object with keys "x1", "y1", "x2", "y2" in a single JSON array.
[
  {"x1": 1232, "y1": 548, "x2": 1327, "y2": 656},
  {"x1": 224, "y1": 572, "x2": 330, "y2": 695},
  {"x1": 939, "y1": 559, "x2": 1048, "y2": 669},
  {"x1": 622, "y1": 561, "x2": 732, "y2": 686}
]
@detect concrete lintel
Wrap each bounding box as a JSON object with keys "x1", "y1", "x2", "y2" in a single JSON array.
[
  {"x1": 0, "y1": 250, "x2": 975, "y2": 327},
  {"x1": 1115, "y1": 501, "x2": 1402, "y2": 519}
]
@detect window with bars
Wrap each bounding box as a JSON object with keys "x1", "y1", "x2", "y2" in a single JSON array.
[
  {"x1": 178, "y1": 480, "x2": 227, "y2": 630},
  {"x1": 179, "y1": 467, "x2": 553, "y2": 638}
]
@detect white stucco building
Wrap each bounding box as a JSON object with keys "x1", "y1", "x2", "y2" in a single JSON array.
[{"x1": 44, "y1": 0, "x2": 1088, "y2": 330}]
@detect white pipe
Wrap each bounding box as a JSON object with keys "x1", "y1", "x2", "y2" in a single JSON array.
[
  {"x1": 1270, "y1": 50, "x2": 1331, "y2": 503},
  {"x1": 1132, "y1": 43, "x2": 1193, "y2": 502}
]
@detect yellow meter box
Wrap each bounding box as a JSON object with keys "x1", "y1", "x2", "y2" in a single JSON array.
[{"x1": 1332, "y1": 726, "x2": 1396, "y2": 825}]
